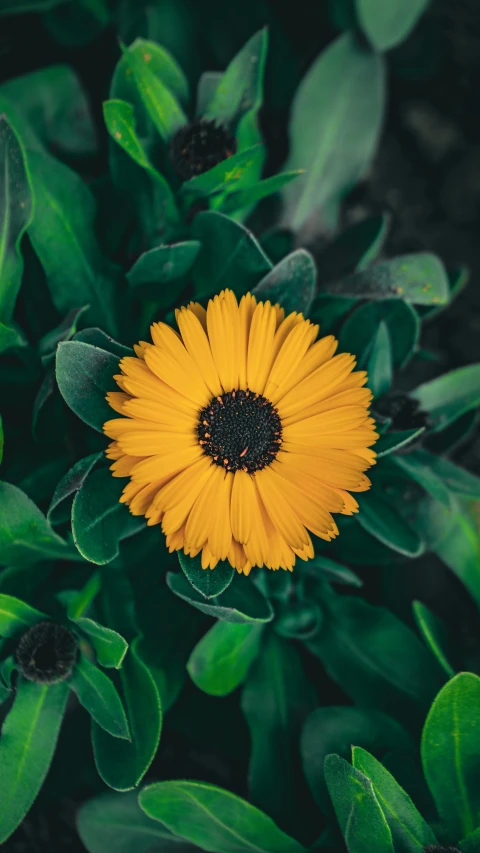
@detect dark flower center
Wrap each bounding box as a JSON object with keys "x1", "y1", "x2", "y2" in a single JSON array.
[
  {"x1": 375, "y1": 391, "x2": 429, "y2": 432},
  {"x1": 170, "y1": 118, "x2": 237, "y2": 180},
  {"x1": 197, "y1": 389, "x2": 282, "y2": 474},
  {"x1": 15, "y1": 621, "x2": 78, "y2": 684}
]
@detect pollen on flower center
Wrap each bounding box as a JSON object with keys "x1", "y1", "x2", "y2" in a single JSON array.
[
  {"x1": 170, "y1": 118, "x2": 237, "y2": 180},
  {"x1": 15, "y1": 621, "x2": 78, "y2": 684},
  {"x1": 197, "y1": 389, "x2": 283, "y2": 474}
]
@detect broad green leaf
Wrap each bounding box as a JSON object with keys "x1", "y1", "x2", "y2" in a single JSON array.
[
  {"x1": 412, "y1": 365, "x2": 480, "y2": 432},
  {"x1": 92, "y1": 637, "x2": 162, "y2": 791},
  {"x1": 253, "y1": 249, "x2": 316, "y2": 315},
  {"x1": 418, "y1": 451, "x2": 480, "y2": 500},
  {"x1": 220, "y1": 171, "x2": 304, "y2": 215},
  {"x1": 55, "y1": 340, "x2": 120, "y2": 432},
  {"x1": 126, "y1": 241, "x2": 201, "y2": 301},
  {"x1": 192, "y1": 211, "x2": 272, "y2": 299},
  {"x1": 0, "y1": 593, "x2": 45, "y2": 637},
  {"x1": 0, "y1": 481, "x2": 71, "y2": 566},
  {"x1": 187, "y1": 621, "x2": 263, "y2": 696},
  {"x1": 339, "y1": 300, "x2": 419, "y2": 369},
  {"x1": 0, "y1": 321, "x2": 27, "y2": 354},
  {"x1": 317, "y1": 214, "x2": 390, "y2": 282},
  {"x1": 352, "y1": 747, "x2": 437, "y2": 853},
  {"x1": 0, "y1": 678, "x2": 69, "y2": 844},
  {"x1": 70, "y1": 617, "x2": 128, "y2": 669},
  {"x1": 325, "y1": 253, "x2": 449, "y2": 305},
  {"x1": 26, "y1": 149, "x2": 120, "y2": 335},
  {"x1": 77, "y1": 790, "x2": 196, "y2": 853},
  {"x1": 356, "y1": 491, "x2": 424, "y2": 557},
  {"x1": 357, "y1": 0, "x2": 431, "y2": 51},
  {"x1": 241, "y1": 633, "x2": 316, "y2": 834},
  {"x1": 0, "y1": 116, "x2": 34, "y2": 323},
  {"x1": 393, "y1": 452, "x2": 452, "y2": 508},
  {"x1": 203, "y1": 29, "x2": 268, "y2": 128},
  {"x1": 48, "y1": 452, "x2": 103, "y2": 525},
  {"x1": 282, "y1": 33, "x2": 385, "y2": 231},
  {"x1": 167, "y1": 572, "x2": 273, "y2": 624},
  {"x1": 182, "y1": 145, "x2": 263, "y2": 197},
  {"x1": 73, "y1": 327, "x2": 132, "y2": 357},
  {"x1": 460, "y1": 827, "x2": 480, "y2": 853},
  {"x1": 38, "y1": 305, "x2": 89, "y2": 367},
  {"x1": 70, "y1": 654, "x2": 130, "y2": 739},
  {"x1": 412, "y1": 601, "x2": 455, "y2": 678},
  {"x1": 324, "y1": 754, "x2": 395, "y2": 853},
  {"x1": 421, "y1": 673, "x2": 480, "y2": 839},
  {"x1": 121, "y1": 44, "x2": 187, "y2": 143},
  {"x1": 367, "y1": 321, "x2": 393, "y2": 399},
  {"x1": 178, "y1": 552, "x2": 234, "y2": 599},
  {"x1": 375, "y1": 428, "x2": 425, "y2": 458},
  {"x1": 72, "y1": 468, "x2": 144, "y2": 565},
  {"x1": 301, "y1": 706, "x2": 412, "y2": 814},
  {"x1": 139, "y1": 780, "x2": 306, "y2": 853},
  {"x1": 304, "y1": 555, "x2": 363, "y2": 587}
]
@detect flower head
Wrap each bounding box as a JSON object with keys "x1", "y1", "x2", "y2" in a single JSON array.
[
  {"x1": 104, "y1": 290, "x2": 378, "y2": 574},
  {"x1": 170, "y1": 118, "x2": 237, "y2": 180},
  {"x1": 15, "y1": 621, "x2": 78, "y2": 684}
]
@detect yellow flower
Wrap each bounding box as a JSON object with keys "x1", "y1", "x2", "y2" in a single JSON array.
[{"x1": 104, "y1": 289, "x2": 378, "y2": 574}]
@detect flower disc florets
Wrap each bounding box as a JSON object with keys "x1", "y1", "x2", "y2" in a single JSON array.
[{"x1": 15, "y1": 621, "x2": 78, "y2": 684}]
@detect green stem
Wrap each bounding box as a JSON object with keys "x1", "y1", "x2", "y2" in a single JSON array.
[{"x1": 69, "y1": 573, "x2": 101, "y2": 620}]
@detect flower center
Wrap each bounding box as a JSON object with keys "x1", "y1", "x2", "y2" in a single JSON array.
[
  {"x1": 170, "y1": 118, "x2": 237, "y2": 180},
  {"x1": 15, "y1": 621, "x2": 78, "y2": 684},
  {"x1": 197, "y1": 389, "x2": 282, "y2": 474}
]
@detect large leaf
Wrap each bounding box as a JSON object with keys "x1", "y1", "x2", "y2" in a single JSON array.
[
  {"x1": 356, "y1": 0, "x2": 431, "y2": 51},
  {"x1": 356, "y1": 490, "x2": 424, "y2": 557},
  {"x1": 167, "y1": 572, "x2": 273, "y2": 624},
  {"x1": 324, "y1": 754, "x2": 395, "y2": 853},
  {"x1": 178, "y1": 551, "x2": 234, "y2": 599},
  {"x1": 241, "y1": 633, "x2": 316, "y2": 834},
  {"x1": 412, "y1": 365, "x2": 480, "y2": 432},
  {"x1": 70, "y1": 654, "x2": 130, "y2": 739},
  {"x1": 139, "y1": 780, "x2": 306, "y2": 853},
  {"x1": 56, "y1": 340, "x2": 120, "y2": 432},
  {"x1": 126, "y1": 241, "x2": 201, "y2": 293},
  {"x1": 252, "y1": 249, "x2": 316, "y2": 315},
  {"x1": 0, "y1": 678, "x2": 69, "y2": 844},
  {"x1": 412, "y1": 601, "x2": 455, "y2": 678},
  {"x1": 48, "y1": 452, "x2": 103, "y2": 525},
  {"x1": 187, "y1": 621, "x2": 263, "y2": 696},
  {"x1": 432, "y1": 500, "x2": 480, "y2": 608},
  {"x1": 352, "y1": 747, "x2": 437, "y2": 853},
  {"x1": 339, "y1": 299, "x2": 419, "y2": 369},
  {"x1": 393, "y1": 451, "x2": 453, "y2": 508},
  {"x1": 420, "y1": 451, "x2": 480, "y2": 500},
  {"x1": 325, "y1": 253, "x2": 449, "y2": 305},
  {"x1": 203, "y1": 29, "x2": 268, "y2": 128},
  {"x1": 282, "y1": 33, "x2": 385, "y2": 231},
  {"x1": 121, "y1": 43, "x2": 187, "y2": 143},
  {"x1": 0, "y1": 116, "x2": 33, "y2": 324},
  {"x1": 0, "y1": 593, "x2": 45, "y2": 638},
  {"x1": 0, "y1": 481, "x2": 71, "y2": 566},
  {"x1": 421, "y1": 672, "x2": 480, "y2": 840}
]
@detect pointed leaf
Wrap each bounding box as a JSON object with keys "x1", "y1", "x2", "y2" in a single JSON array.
[
  {"x1": 178, "y1": 551, "x2": 234, "y2": 599},
  {"x1": 357, "y1": 491, "x2": 424, "y2": 557},
  {"x1": 393, "y1": 452, "x2": 452, "y2": 508},
  {"x1": 187, "y1": 621, "x2": 263, "y2": 696},
  {"x1": 0, "y1": 593, "x2": 45, "y2": 637},
  {"x1": 253, "y1": 249, "x2": 316, "y2": 315},
  {"x1": 70, "y1": 617, "x2": 128, "y2": 669},
  {"x1": 412, "y1": 601, "x2": 455, "y2": 678},
  {"x1": 0, "y1": 481, "x2": 71, "y2": 566},
  {"x1": 38, "y1": 305, "x2": 89, "y2": 367},
  {"x1": 367, "y1": 321, "x2": 393, "y2": 399},
  {"x1": 70, "y1": 654, "x2": 130, "y2": 739},
  {"x1": 326, "y1": 252, "x2": 449, "y2": 305},
  {"x1": 121, "y1": 44, "x2": 187, "y2": 143},
  {"x1": 182, "y1": 145, "x2": 263, "y2": 197},
  {"x1": 375, "y1": 428, "x2": 425, "y2": 457},
  {"x1": 55, "y1": 340, "x2": 120, "y2": 432},
  {"x1": 340, "y1": 299, "x2": 419, "y2": 369},
  {"x1": 48, "y1": 452, "x2": 103, "y2": 525},
  {"x1": 203, "y1": 29, "x2": 268, "y2": 127},
  {"x1": 220, "y1": 171, "x2": 304, "y2": 215},
  {"x1": 357, "y1": 0, "x2": 431, "y2": 51},
  {"x1": 412, "y1": 365, "x2": 480, "y2": 432},
  {"x1": 167, "y1": 572, "x2": 273, "y2": 624}
]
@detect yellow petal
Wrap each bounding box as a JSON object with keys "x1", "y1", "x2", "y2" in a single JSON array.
[
  {"x1": 230, "y1": 470, "x2": 255, "y2": 543},
  {"x1": 247, "y1": 300, "x2": 277, "y2": 394},
  {"x1": 208, "y1": 471, "x2": 233, "y2": 560},
  {"x1": 255, "y1": 467, "x2": 310, "y2": 550},
  {"x1": 130, "y1": 446, "x2": 202, "y2": 483},
  {"x1": 176, "y1": 306, "x2": 222, "y2": 397},
  {"x1": 269, "y1": 334, "x2": 338, "y2": 405},
  {"x1": 238, "y1": 293, "x2": 257, "y2": 390}
]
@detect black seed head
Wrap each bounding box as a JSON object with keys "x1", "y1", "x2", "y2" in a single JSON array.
[
  {"x1": 170, "y1": 118, "x2": 237, "y2": 180},
  {"x1": 197, "y1": 389, "x2": 283, "y2": 474},
  {"x1": 375, "y1": 391, "x2": 430, "y2": 432},
  {"x1": 15, "y1": 621, "x2": 78, "y2": 684}
]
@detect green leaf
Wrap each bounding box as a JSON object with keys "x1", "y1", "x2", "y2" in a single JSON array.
[
  {"x1": 241, "y1": 633, "x2": 316, "y2": 835},
  {"x1": 55, "y1": 340, "x2": 120, "y2": 432},
  {"x1": 356, "y1": 0, "x2": 431, "y2": 51},
  {"x1": 182, "y1": 145, "x2": 263, "y2": 197},
  {"x1": 0, "y1": 678, "x2": 69, "y2": 844},
  {"x1": 431, "y1": 500, "x2": 480, "y2": 609},
  {"x1": 460, "y1": 827, "x2": 480, "y2": 853},
  {"x1": 26, "y1": 149, "x2": 120, "y2": 335},
  {"x1": 187, "y1": 621, "x2": 263, "y2": 696},
  {"x1": 38, "y1": 305, "x2": 89, "y2": 367},
  {"x1": 352, "y1": 747, "x2": 437, "y2": 853},
  {"x1": 273, "y1": 600, "x2": 322, "y2": 640},
  {"x1": 139, "y1": 780, "x2": 306, "y2": 853},
  {"x1": 375, "y1": 428, "x2": 425, "y2": 457},
  {"x1": 252, "y1": 249, "x2": 316, "y2": 315},
  {"x1": 70, "y1": 617, "x2": 128, "y2": 669},
  {"x1": 73, "y1": 327, "x2": 133, "y2": 358},
  {"x1": 0, "y1": 593, "x2": 45, "y2": 637},
  {"x1": 366, "y1": 321, "x2": 393, "y2": 399},
  {"x1": 48, "y1": 452, "x2": 103, "y2": 525},
  {"x1": 192, "y1": 211, "x2": 272, "y2": 299},
  {"x1": 121, "y1": 43, "x2": 187, "y2": 143},
  {"x1": 77, "y1": 790, "x2": 196, "y2": 853},
  {"x1": 412, "y1": 601, "x2": 455, "y2": 678},
  {"x1": 92, "y1": 637, "x2": 162, "y2": 791},
  {"x1": 0, "y1": 0, "x2": 68, "y2": 13},
  {"x1": 325, "y1": 253, "x2": 449, "y2": 305},
  {"x1": 417, "y1": 451, "x2": 480, "y2": 500},
  {"x1": 220, "y1": 171, "x2": 304, "y2": 215},
  {"x1": 0, "y1": 481, "x2": 71, "y2": 566},
  {"x1": 393, "y1": 451, "x2": 452, "y2": 508},
  {"x1": 317, "y1": 214, "x2": 390, "y2": 282},
  {"x1": 0, "y1": 414, "x2": 3, "y2": 465},
  {"x1": 0, "y1": 320, "x2": 27, "y2": 354},
  {"x1": 324, "y1": 754, "x2": 395, "y2": 853},
  {"x1": 203, "y1": 29, "x2": 268, "y2": 128},
  {"x1": 301, "y1": 705, "x2": 412, "y2": 814},
  {"x1": 282, "y1": 33, "x2": 385, "y2": 231},
  {"x1": 0, "y1": 115, "x2": 34, "y2": 323},
  {"x1": 72, "y1": 468, "x2": 144, "y2": 565},
  {"x1": 178, "y1": 552, "x2": 234, "y2": 599},
  {"x1": 412, "y1": 365, "x2": 480, "y2": 432},
  {"x1": 70, "y1": 654, "x2": 130, "y2": 739},
  {"x1": 356, "y1": 490, "x2": 424, "y2": 557},
  {"x1": 126, "y1": 240, "x2": 201, "y2": 298},
  {"x1": 304, "y1": 555, "x2": 363, "y2": 586},
  {"x1": 339, "y1": 299, "x2": 419, "y2": 369},
  {"x1": 112, "y1": 38, "x2": 189, "y2": 111},
  {"x1": 421, "y1": 672, "x2": 480, "y2": 839},
  {"x1": 167, "y1": 572, "x2": 273, "y2": 624}
]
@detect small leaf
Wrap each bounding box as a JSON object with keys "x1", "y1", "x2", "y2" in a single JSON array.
[
  {"x1": 72, "y1": 468, "x2": 144, "y2": 565},
  {"x1": 203, "y1": 29, "x2": 268, "y2": 128},
  {"x1": 178, "y1": 552, "x2": 234, "y2": 599},
  {"x1": 421, "y1": 672, "x2": 480, "y2": 839},
  {"x1": 121, "y1": 44, "x2": 187, "y2": 143},
  {"x1": 48, "y1": 452, "x2": 103, "y2": 525},
  {"x1": 356, "y1": 0, "x2": 431, "y2": 51},
  {"x1": 352, "y1": 746, "x2": 437, "y2": 852},
  {"x1": 317, "y1": 214, "x2": 390, "y2": 282},
  {"x1": 56, "y1": 340, "x2": 120, "y2": 432},
  {"x1": 356, "y1": 491, "x2": 424, "y2": 557},
  {"x1": 220, "y1": 171, "x2": 304, "y2": 215},
  {"x1": 366, "y1": 321, "x2": 393, "y2": 399},
  {"x1": 412, "y1": 601, "x2": 455, "y2": 678},
  {"x1": 167, "y1": 572, "x2": 273, "y2": 624},
  {"x1": 0, "y1": 481, "x2": 71, "y2": 566},
  {"x1": 375, "y1": 428, "x2": 425, "y2": 458},
  {"x1": 38, "y1": 305, "x2": 89, "y2": 367},
  {"x1": 70, "y1": 654, "x2": 130, "y2": 739},
  {"x1": 324, "y1": 754, "x2": 395, "y2": 853},
  {"x1": 192, "y1": 211, "x2": 272, "y2": 299},
  {"x1": 182, "y1": 145, "x2": 263, "y2": 197},
  {"x1": 282, "y1": 33, "x2": 385, "y2": 231},
  {"x1": 325, "y1": 253, "x2": 449, "y2": 305},
  {"x1": 126, "y1": 240, "x2": 201, "y2": 300},
  {"x1": 0, "y1": 593, "x2": 46, "y2": 637},
  {"x1": 187, "y1": 621, "x2": 263, "y2": 696},
  {"x1": 139, "y1": 780, "x2": 306, "y2": 853},
  {"x1": 70, "y1": 617, "x2": 128, "y2": 669},
  {"x1": 253, "y1": 249, "x2": 316, "y2": 315},
  {"x1": 412, "y1": 364, "x2": 480, "y2": 432},
  {"x1": 0, "y1": 678, "x2": 69, "y2": 844},
  {"x1": 111, "y1": 38, "x2": 189, "y2": 112}
]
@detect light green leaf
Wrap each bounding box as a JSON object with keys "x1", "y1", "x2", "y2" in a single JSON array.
[
  {"x1": 70, "y1": 617, "x2": 128, "y2": 669},
  {"x1": 111, "y1": 38, "x2": 189, "y2": 118},
  {"x1": 203, "y1": 29, "x2": 268, "y2": 128},
  {"x1": 412, "y1": 364, "x2": 480, "y2": 432},
  {"x1": 393, "y1": 451, "x2": 453, "y2": 508},
  {"x1": 187, "y1": 621, "x2": 263, "y2": 696},
  {"x1": 0, "y1": 593, "x2": 45, "y2": 637},
  {"x1": 460, "y1": 827, "x2": 480, "y2": 853},
  {"x1": 367, "y1": 321, "x2": 393, "y2": 399},
  {"x1": 0, "y1": 414, "x2": 3, "y2": 465},
  {"x1": 121, "y1": 44, "x2": 187, "y2": 143},
  {"x1": 325, "y1": 252, "x2": 449, "y2": 305},
  {"x1": 220, "y1": 171, "x2": 304, "y2": 215},
  {"x1": 356, "y1": 0, "x2": 431, "y2": 51},
  {"x1": 0, "y1": 481, "x2": 71, "y2": 566},
  {"x1": 70, "y1": 654, "x2": 130, "y2": 739},
  {"x1": 253, "y1": 249, "x2": 317, "y2": 315},
  {"x1": 182, "y1": 145, "x2": 263, "y2": 197},
  {"x1": 412, "y1": 601, "x2": 455, "y2": 678},
  {"x1": 417, "y1": 451, "x2": 480, "y2": 500}
]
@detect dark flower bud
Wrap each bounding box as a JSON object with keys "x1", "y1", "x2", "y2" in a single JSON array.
[
  {"x1": 375, "y1": 391, "x2": 430, "y2": 432},
  {"x1": 15, "y1": 621, "x2": 78, "y2": 684},
  {"x1": 170, "y1": 118, "x2": 237, "y2": 180}
]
